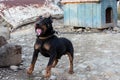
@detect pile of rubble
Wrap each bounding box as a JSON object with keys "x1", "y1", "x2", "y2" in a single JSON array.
[{"x1": 0, "y1": 0, "x2": 63, "y2": 30}]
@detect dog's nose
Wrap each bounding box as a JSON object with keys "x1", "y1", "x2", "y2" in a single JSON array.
[{"x1": 36, "y1": 21, "x2": 42, "y2": 27}]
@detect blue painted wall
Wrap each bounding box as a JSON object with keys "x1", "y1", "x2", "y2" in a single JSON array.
[{"x1": 63, "y1": 0, "x2": 117, "y2": 28}]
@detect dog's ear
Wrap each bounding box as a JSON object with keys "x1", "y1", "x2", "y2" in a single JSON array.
[
  {"x1": 48, "y1": 15, "x2": 53, "y2": 23},
  {"x1": 36, "y1": 16, "x2": 43, "y2": 21},
  {"x1": 37, "y1": 16, "x2": 42, "y2": 19}
]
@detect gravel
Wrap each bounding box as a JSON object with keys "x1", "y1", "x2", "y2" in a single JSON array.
[{"x1": 0, "y1": 19, "x2": 120, "y2": 80}]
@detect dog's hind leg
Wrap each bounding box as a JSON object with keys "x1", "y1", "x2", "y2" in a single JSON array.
[
  {"x1": 27, "y1": 44, "x2": 40, "y2": 75},
  {"x1": 67, "y1": 52, "x2": 74, "y2": 74},
  {"x1": 52, "y1": 59, "x2": 58, "y2": 68}
]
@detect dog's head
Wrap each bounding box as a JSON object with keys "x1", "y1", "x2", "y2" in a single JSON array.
[{"x1": 35, "y1": 16, "x2": 55, "y2": 37}]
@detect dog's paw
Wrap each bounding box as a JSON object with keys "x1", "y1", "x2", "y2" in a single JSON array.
[
  {"x1": 44, "y1": 74, "x2": 51, "y2": 78},
  {"x1": 52, "y1": 65, "x2": 56, "y2": 68},
  {"x1": 68, "y1": 70, "x2": 74, "y2": 74},
  {"x1": 44, "y1": 71, "x2": 51, "y2": 78},
  {"x1": 27, "y1": 68, "x2": 33, "y2": 75}
]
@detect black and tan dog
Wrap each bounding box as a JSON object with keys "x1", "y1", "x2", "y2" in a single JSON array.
[{"x1": 27, "y1": 16, "x2": 74, "y2": 78}]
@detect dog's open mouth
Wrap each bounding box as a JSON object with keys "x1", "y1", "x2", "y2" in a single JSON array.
[{"x1": 36, "y1": 29, "x2": 42, "y2": 35}]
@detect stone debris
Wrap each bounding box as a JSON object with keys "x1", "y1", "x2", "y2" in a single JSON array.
[
  {"x1": 0, "y1": 36, "x2": 7, "y2": 47},
  {"x1": 52, "y1": 68, "x2": 64, "y2": 75},
  {"x1": 113, "y1": 27, "x2": 120, "y2": 32},
  {"x1": 34, "y1": 77, "x2": 42, "y2": 80},
  {"x1": 0, "y1": 26, "x2": 10, "y2": 40},
  {"x1": 49, "y1": 75, "x2": 57, "y2": 80},
  {"x1": 0, "y1": 36, "x2": 22, "y2": 67},
  {"x1": 10, "y1": 65, "x2": 18, "y2": 71}
]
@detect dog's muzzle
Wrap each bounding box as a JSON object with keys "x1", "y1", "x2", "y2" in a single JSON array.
[{"x1": 36, "y1": 28, "x2": 42, "y2": 36}]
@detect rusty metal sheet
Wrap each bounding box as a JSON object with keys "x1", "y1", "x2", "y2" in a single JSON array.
[
  {"x1": 61, "y1": 0, "x2": 100, "y2": 4},
  {"x1": 0, "y1": 0, "x2": 45, "y2": 13},
  {"x1": 0, "y1": 0, "x2": 45, "y2": 6}
]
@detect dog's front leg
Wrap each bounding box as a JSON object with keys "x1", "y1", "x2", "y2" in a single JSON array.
[
  {"x1": 27, "y1": 49, "x2": 39, "y2": 75},
  {"x1": 45, "y1": 52, "x2": 56, "y2": 78}
]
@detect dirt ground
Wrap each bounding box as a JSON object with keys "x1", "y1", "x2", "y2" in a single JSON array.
[{"x1": 0, "y1": 19, "x2": 120, "y2": 80}]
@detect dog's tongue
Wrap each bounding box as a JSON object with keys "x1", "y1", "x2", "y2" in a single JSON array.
[{"x1": 36, "y1": 29, "x2": 42, "y2": 35}]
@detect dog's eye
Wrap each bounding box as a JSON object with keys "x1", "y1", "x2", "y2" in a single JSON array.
[
  {"x1": 36, "y1": 24, "x2": 39, "y2": 26},
  {"x1": 35, "y1": 24, "x2": 39, "y2": 28}
]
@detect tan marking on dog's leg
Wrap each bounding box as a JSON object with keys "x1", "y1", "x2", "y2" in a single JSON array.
[
  {"x1": 52, "y1": 59, "x2": 58, "y2": 68},
  {"x1": 27, "y1": 45, "x2": 39, "y2": 75},
  {"x1": 67, "y1": 52, "x2": 74, "y2": 74},
  {"x1": 27, "y1": 56, "x2": 38, "y2": 75},
  {"x1": 27, "y1": 64, "x2": 34, "y2": 75},
  {"x1": 44, "y1": 66, "x2": 52, "y2": 78}
]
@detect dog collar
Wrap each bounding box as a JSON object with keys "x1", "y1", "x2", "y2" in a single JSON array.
[{"x1": 39, "y1": 35, "x2": 53, "y2": 40}]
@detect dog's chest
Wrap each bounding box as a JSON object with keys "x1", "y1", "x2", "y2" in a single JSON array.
[
  {"x1": 38, "y1": 42, "x2": 50, "y2": 57},
  {"x1": 39, "y1": 42, "x2": 50, "y2": 52},
  {"x1": 42, "y1": 43, "x2": 50, "y2": 51}
]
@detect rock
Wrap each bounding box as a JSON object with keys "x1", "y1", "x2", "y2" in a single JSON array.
[
  {"x1": 52, "y1": 14, "x2": 63, "y2": 19},
  {"x1": 91, "y1": 29, "x2": 101, "y2": 33},
  {"x1": 18, "y1": 65, "x2": 25, "y2": 70},
  {"x1": 77, "y1": 28, "x2": 83, "y2": 32},
  {"x1": 0, "y1": 17, "x2": 4, "y2": 22},
  {"x1": 0, "y1": 26, "x2": 10, "y2": 40},
  {"x1": 0, "y1": 36, "x2": 7, "y2": 47},
  {"x1": 52, "y1": 0, "x2": 60, "y2": 5},
  {"x1": 49, "y1": 75, "x2": 57, "y2": 80},
  {"x1": 73, "y1": 27, "x2": 83, "y2": 33},
  {"x1": 35, "y1": 77, "x2": 42, "y2": 80},
  {"x1": 113, "y1": 27, "x2": 120, "y2": 31},
  {"x1": 85, "y1": 65, "x2": 92, "y2": 71},
  {"x1": 42, "y1": 70, "x2": 46, "y2": 76},
  {"x1": 0, "y1": 44, "x2": 22, "y2": 67},
  {"x1": 10, "y1": 65, "x2": 18, "y2": 71},
  {"x1": 52, "y1": 68, "x2": 64, "y2": 75}
]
